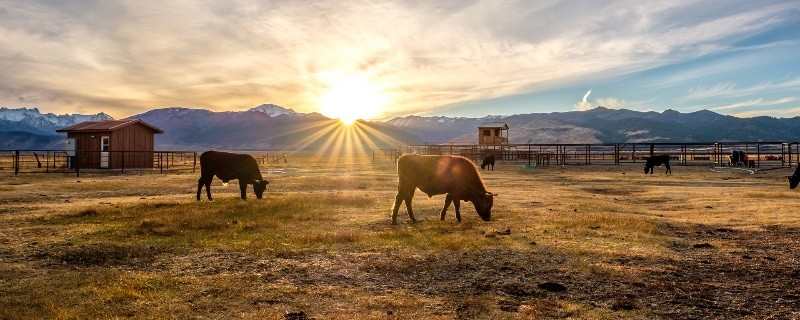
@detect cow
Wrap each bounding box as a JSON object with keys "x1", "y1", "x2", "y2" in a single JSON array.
[
  {"x1": 196, "y1": 151, "x2": 269, "y2": 201},
  {"x1": 644, "y1": 154, "x2": 672, "y2": 174},
  {"x1": 391, "y1": 154, "x2": 496, "y2": 224},
  {"x1": 787, "y1": 166, "x2": 800, "y2": 189},
  {"x1": 480, "y1": 154, "x2": 496, "y2": 171}
]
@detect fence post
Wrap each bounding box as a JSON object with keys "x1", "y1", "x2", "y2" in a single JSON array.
[
  {"x1": 121, "y1": 151, "x2": 125, "y2": 173},
  {"x1": 193, "y1": 152, "x2": 197, "y2": 173},
  {"x1": 14, "y1": 150, "x2": 19, "y2": 175},
  {"x1": 756, "y1": 143, "x2": 760, "y2": 168}
]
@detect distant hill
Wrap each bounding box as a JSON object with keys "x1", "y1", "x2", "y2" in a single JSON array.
[
  {"x1": 0, "y1": 131, "x2": 65, "y2": 150},
  {"x1": 129, "y1": 107, "x2": 424, "y2": 151},
  {"x1": 4, "y1": 105, "x2": 800, "y2": 150},
  {"x1": 386, "y1": 107, "x2": 800, "y2": 144}
]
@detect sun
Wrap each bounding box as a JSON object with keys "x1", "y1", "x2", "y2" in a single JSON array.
[{"x1": 318, "y1": 76, "x2": 387, "y2": 125}]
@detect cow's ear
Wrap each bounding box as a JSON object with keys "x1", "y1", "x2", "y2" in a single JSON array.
[
  {"x1": 487, "y1": 192, "x2": 497, "y2": 197},
  {"x1": 253, "y1": 179, "x2": 261, "y2": 184}
]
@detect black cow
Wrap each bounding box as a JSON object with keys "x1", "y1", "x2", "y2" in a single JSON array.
[
  {"x1": 480, "y1": 154, "x2": 496, "y2": 171},
  {"x1": 644, "y1": 154, "x2": 672, "y2": 174},
  {"x1": 392, "y1": 155, "x2": 495, "y2": 224},
  {"x1": 196, "y1": 151, "x2": 269, "y2": 200},
  {"x1": 787, "y1": 166, "x2": 800, "y2": 189}
]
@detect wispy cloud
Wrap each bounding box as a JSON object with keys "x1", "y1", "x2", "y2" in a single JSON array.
[
  {"x1": 682, "y1": 77, "x2": 800, "y2": 102},
  {"x1": 734, "y1": 104, "x2": 800, "y2": 118},
  {"x1": 0, "y1": 1, "x2": 799, "y2": 118},
  {"x1": 712, "y1": 96, "x2": 797, "y2": 114}
]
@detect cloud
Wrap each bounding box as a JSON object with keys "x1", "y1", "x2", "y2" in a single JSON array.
[
  {"x1": 0, "y1": 1, "x2": 799, "y2": 118},
  {"x1": 574, "y1": 90, "x2": 647, "y2": 111},
  {"x1": 734, "y1": 104, "x2": 800, "y2": 118},
  {"x1": 574, "y1": 88, "x2": 593, "y2": 110},
  {"x1": 709, "y1": 96, "x2": 798, "y2": 116}
]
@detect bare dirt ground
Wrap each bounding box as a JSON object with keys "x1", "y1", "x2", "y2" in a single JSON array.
[{"x1": 1, "y1": 160, "x2": 799, "y2": 319}]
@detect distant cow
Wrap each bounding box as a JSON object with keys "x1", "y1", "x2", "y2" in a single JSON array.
[
  {"x1": 480, "y1": 154, "x2": 496, "y2": 171},
  {"x1": 392, "y1": 155, "x2": 495, "y2": 224},
  {"x1": 788, "y1": 166, "x2": 800, "y2": 189},
  {"x1": 644, "y1": 154, "x2": 672, "y2": 174},
  {"x1": 196, "y1": 151, "x2": 269, "y2": 200}
]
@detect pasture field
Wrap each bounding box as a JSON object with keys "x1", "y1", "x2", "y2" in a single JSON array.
[{"x1": 1, "y1": 155, "x2": 799, "y2": 319}]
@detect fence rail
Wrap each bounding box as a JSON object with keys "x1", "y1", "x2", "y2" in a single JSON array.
[
  {"x1": 400, "y1": 141, "x2": 800, "y2": 168},
  {"x1": 1, "y1": 150, "x2": 293, "y2": 176},
  {"x1": 0, "y1": 150, "x2": 198, "y2": 176}
]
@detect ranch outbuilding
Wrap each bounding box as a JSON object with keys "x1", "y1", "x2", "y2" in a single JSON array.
[
  {"x1": 478, "y1": 123, "x2": 509, "y2": 145},
  {"x1": 56, "y1": 119, "x2": 164, "y2": 169}
]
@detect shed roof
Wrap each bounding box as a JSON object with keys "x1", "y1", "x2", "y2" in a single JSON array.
[
  {"x1": 478, "y1": 122, "x2": 509, "y2": 129},
  {"x1": 56, "y1": 119, "x2": 164, "y2": 133}
]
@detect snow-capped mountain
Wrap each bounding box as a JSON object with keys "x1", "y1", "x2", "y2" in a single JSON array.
[
  {"x1": 0, "y1": 107, "x2": 112, "y2": 135},
  {"x1": 248, "y1": 104, "x2": 298, "y2": 117},
  {"x1": 6, "y1": 103, "x2": 800, "y2": 150}
]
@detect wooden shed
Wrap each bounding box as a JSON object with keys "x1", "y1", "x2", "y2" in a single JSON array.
[
  {"x1": 56, "y1": 119, "x2": 164, "y2": 169},
  {"x1": 478, "y1": 123, "x2": 509, "y2": 145}
]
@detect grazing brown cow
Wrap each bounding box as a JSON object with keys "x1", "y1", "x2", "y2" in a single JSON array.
[
  {"x1": 392, "y1": 155, "x2": 495, "y2": 224},
  {"x1": 196, "y1": 151, "x2": 268, "y2": 200}
]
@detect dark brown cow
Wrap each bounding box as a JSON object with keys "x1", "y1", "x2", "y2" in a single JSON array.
[
  {"x1": 644, "y1": 154, "x2": 672, "y2": 174},
  {"x1": 480, "y1": 154, "x2": 496, "y2": 171},
  {"x1": 391, "y1": 154, "x2": 495, "y2": 224},
  {"x1": 196, "y1": 151, "x2": 268, "y2": 200}
]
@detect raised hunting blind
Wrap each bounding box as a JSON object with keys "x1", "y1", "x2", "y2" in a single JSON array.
[
  {"x1": 478, "y1": 123, "x2": 509, "y2": 145},
  {"x1": 56, "y1": 119, "x2": 164, "y2": 169}
]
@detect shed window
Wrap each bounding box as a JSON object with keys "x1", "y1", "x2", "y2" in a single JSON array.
[
  {"x1": 101, "y1": 136, "x2": 110, "y2": 151},
  {"x1": 482, "y1": 129, "x2": 491, "y2": 136}
]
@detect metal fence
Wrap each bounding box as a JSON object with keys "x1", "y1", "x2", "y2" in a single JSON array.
[
  {"x1": 0, "y1": 150, "x2": 293, "y2": 176},
  {"x1": 0, "y1": 150, "x2": 198, "y2": 176},
  {"x1": 403, "y1": 141, "x2": 800, "y2": 168}
]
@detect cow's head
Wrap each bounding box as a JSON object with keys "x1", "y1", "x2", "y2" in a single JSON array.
[
  {"x1": 788, "y1": 176, "x2": 800, "y2": 189},
  {"x1": 253, "y1": 180, "x2": 269, "y2": 199},
  {"x1": 643, "y1": 164, "x2": 651, "y2": 174},
  {"x1": 473, "y1": 192, "x2": 495, "y2": 221}
]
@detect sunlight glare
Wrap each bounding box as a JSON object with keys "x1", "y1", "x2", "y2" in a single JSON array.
[{"x1": 318, "y1": 76, "x2": 387, "y2": 125}]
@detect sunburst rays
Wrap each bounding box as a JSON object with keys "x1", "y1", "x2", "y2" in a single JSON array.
[{"x1": 278, "y1": 119, "x2": 404, "y2": 162}]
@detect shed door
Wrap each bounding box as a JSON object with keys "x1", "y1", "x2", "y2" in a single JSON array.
[{"x1": 100, "y1": 136, "x2": 110, "y2": 168}]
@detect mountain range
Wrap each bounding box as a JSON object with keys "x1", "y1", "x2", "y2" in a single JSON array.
[{"x1": 2, "y1": 105, "x2": 800, "y2": 151}]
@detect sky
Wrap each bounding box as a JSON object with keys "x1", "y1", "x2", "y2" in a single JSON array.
[{"x1": 1, "y1": 0, "x2": 799, "y2": 120}]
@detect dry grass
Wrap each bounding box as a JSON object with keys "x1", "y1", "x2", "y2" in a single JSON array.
[{"x1": 1, "y1": 158, "x2": 800, "y2": 319}]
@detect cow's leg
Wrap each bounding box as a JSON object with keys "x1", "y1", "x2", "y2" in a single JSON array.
[
  {"x1": 491, "y1": 163, "x2": 494, "y2": 171},
  {"x1": 197, "y1": 178, "x2": 204, "y2": 201},
  {"x1": 453, "y1": 197, "x2": 462, "y2": 222},
  {"x1": 392, "y1": 192, "x2": 405, "y2": 225},
  {"x1": 205, "y1": 179, "x2": 213, "y2": 200},
  {"x1": 239, "y1": 180, "x2": 248, "y2": 200},
  {"x1": 197, "y1": 175, "x2": 213, "y2": 200},
  {"x1": 441, "y1": 194, "x2": 453, "y2": 220},
  {"x1": 665, "y1": 163, "x2": 671, "y2": 174},
  {"x1": 404, "y1": 189, "x2": 417, "y2": 223}
]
